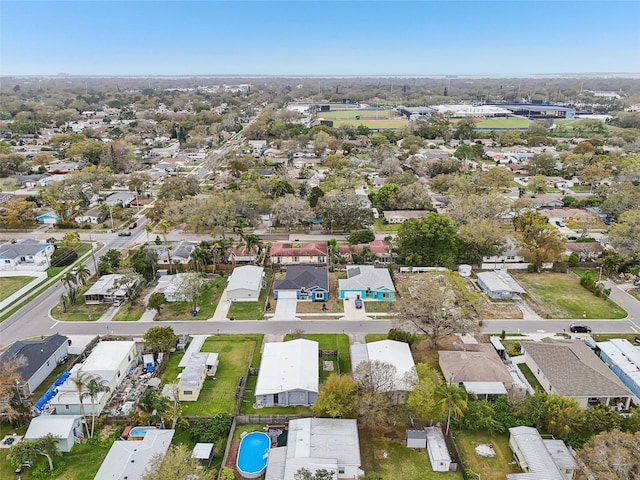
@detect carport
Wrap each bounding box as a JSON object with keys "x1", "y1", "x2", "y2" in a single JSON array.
[{"x1": 273, "y1": 290, "x2": 300, "y2": 321}]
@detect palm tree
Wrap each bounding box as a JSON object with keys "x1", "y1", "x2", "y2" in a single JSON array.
[
  {"x1": 82, "y1": 377, "x2": 110, "y2": 438},
  {"x1": 243, "y1": 234, "x2": 262, "y2": 264},
  {"x1": 436, "y1": 384, "x2": 468, "y2": 435},
  {"x1": 144, "y1": 223, "x2": 152, "y2": 242},
  {"x1": 69, "y1": 371, "x2": 93, "y2": 437},
  {"x1": 61, "y1": 272, "x2": 77, "y2": 292},
  {"x1": 189, "y1": 245, "x2": 209, "y2": 273},
  {"x1": 74, "y1": 264, "x2": 91, "y2": 286},
  {"x1": 213, "y1": 238, "x2": 233, "y2": 266},
  {"x1": 157, "y1": 219, "x2": 170, "y2": 243}
]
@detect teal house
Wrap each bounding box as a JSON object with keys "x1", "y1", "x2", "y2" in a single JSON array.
[{"x1": 338, "y1": 265, "x2": 395, "y2": 301}]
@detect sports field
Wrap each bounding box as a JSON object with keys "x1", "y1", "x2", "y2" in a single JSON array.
[
  {"x1": 318, "y1": 108, "x2": 408, "y2": 129},
  {"x1": 475, "y1": 117, "x2": 531, "y2": 129}
]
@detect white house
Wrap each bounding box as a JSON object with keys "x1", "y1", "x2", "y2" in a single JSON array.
[
  {"x1": 104, "y1": 191, "x2": 136, "y2": 207},
  {"x1": 25, "y1": 415, "x2": 84, "y2": 452},
  {"x1": 382, "y1": 210, "x2": 430, "y2": 224},
  {"x1": 93, "y1": 429, "x2": 175, "y2": 480},
  {"x1": 152, "y1": 273, "x2": 201, "y2": 303},
  {"x1": 255, "y1": 339, "x2": 318, "y2": 407},
  {"x1": 226, "y1": 265, "x2": 265, "y2": 302},
  {"x1": 426, "y1": 427, "x2": 452, "y2": 472},
  {"x1": 0, "y1": 239, "x2": 54, "y2": 272},
  {"x1": 51, "y1": 341, "x2": 137, "y2": 415},
  {"x1": 350, "y1": 339, "x2": 416, "y2": 403},
  {"x1": 84, "y1": 274, "x2": 141, "y2": 305},
  {"x1": 264, "y1": 418, "x2": 363, "y2": 480},
  {"x1": 75, "y1": 206, "x2": 105, "y2": 224},
  {"x1": 0, "y1": 333, "x2": 69, "y2": 396}
]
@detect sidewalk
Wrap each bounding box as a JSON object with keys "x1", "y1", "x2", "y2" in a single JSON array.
[{"x1": 209, "y1": 289, "x2": 231, "y2": 321}]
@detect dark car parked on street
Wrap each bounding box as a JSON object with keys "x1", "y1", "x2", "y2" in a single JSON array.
[{"x1": 570, "y1": 323, "x2": 592, "y2": 333}]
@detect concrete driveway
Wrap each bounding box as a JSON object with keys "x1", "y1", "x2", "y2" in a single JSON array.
[
  {"x1": 273, "y1": 298, "x2": 300, "y2": 321},
  {"x1": 341, "y1": 297, "x2": 370, "y2": 321}
]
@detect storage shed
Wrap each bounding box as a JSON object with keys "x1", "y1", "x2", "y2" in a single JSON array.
[
  {"x1": 406, "y1": 429, "x2": 427, "y2": 449},
  {"x1": 426, "y1": 427, "x2": 452, "y2": 472}
]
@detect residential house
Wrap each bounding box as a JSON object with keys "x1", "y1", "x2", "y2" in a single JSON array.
[
  {"x1": 264, "y1": 418, "x2": 363, "y2": 480},
  {"x1": 227, "y1": 245, "x2": 259, "y2": 264},
  {"x1": 104, "y1": 191, "x2": 136, "y2": 207},
  {"x1": 84, "y1": 274, "x2": 141, "y2": 305},
  {"x1": 274, "y1": 266, "x2": 329, "y2": 302},
  {"x1": 350, "y1": 339, "x2": 415, "y2": 403},
  {"x1": 145, "y1": 241, "x2": 197, "y2": 267},
  {"x1": 36, "y1": 211, "x2": 60, "y2": 225},
  {"x1": 338, "y1": 265, "x2": 395, "y2": 301},
  {"x1": 270, "y1": 242, "x2": 328, "y2": 265},
  {"x1": 382, "y1": 210, "x2": 430, "y2": 225},
  {"x1": 426, "y1": 427, "x2": 452, "y2": 472},
  {"x1": 226, "y1": 265, "x2": 265, "y2": 302},
  {"x1": 338, "y1": 240, "x2": 395, "y2": 264},
  {"x1": 0, "y1": 333, "x2": 69, "y2": 396},
  {"x1": 522, "y1": 338, "x2": 634, "y2": 409},
  {"x1": 438, "y1": 344, "x2": 517, "y2": 400},
  {"x1": 93, "y1": 429, "x2": 175, "y2": 480},
  {"x1": 596, "y1": 339, "x2": 640, "y2": 401},
  {"x1": 51, "y1": 341, "x2": 137, "y2": 415},
  {"x1": 476, "y1": 270, "x2": 526, "y2": 300},
  {"x1": 75, "y1": 206, "x2": 106, "y2": 225},
  {"x1": 0, "y1": 239, "x2": 55, "y2": 272},
  {"x1": 177, "y1": 352, "x2": 217, "y2": 401},
  {"x1": 18, "y1": 174, "x2": 48, "y2": 188},
  {"x1": 482, "y1": 236, "x2": 527, "y2": 270},
  {"x1": 507, "y1": 426, "x2": 577, "y2": 480},
  {"x1": 564, "y1": 242, "x2": 604, "y2": 262},
  {"x1": 24, "y1": 415, "x2": 84, "y2": 452},
  {"x1": 152, "y1": 273, "x2": 201, "y2": 303},
  {"x1": 255, "y1": 339, "x2": 318, "y2": 407},
  {"x1": 528, "y1": 193, "x2": 564, "y2": 210}
]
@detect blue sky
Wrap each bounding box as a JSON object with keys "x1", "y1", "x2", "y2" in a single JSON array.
[{"x1": 1, "y1": 1, "x2": 639, "y2": 75}]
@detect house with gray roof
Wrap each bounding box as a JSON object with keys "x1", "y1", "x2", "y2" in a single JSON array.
[
  {"x1": 522, "y1": 338, "x2": 634, "y2": 409},
  {"x1": 104, "y1": 191, "x2": 136, "y2": 207},
  {"x1": 274, "y1": 265, "x2": 329, "y2": 302},
  {"x1": 338, "y1": 265, "x2": 395, "y2": 301},
  {"x1": 0, "y1": 239, "x2": 55, "y2": 271},
  {"x1": 507, "y1": 426, "x2": 577, "y2": 480},
  {"x1": 264, "y1": 418, "x2": 363, "y2": 480},
  {"x1": 146, "y1": 241, "x2": 196, "y2": 266},
  {"x1": 477, "y1": 270, "x2": 526, "y2": 300},
  {"x1": 226, "y1": 265, "x2": 264, "y2": 302},
  {"x1": 0, "y1": 333, "x2": 69, "y2": 396}
]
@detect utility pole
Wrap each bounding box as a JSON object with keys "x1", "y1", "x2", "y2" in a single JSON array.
[{"x1": 89, "y1": 233, "x2": 98, "y2": 275}]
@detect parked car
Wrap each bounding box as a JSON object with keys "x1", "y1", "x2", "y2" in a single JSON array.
[
  {"x1": 354, "y1": 296, "x2": 363, "y2": 309},
  {"x1": 128, "y1": 221, "x2": 137, "y2": 229},
  {"x1": 118, "y1": 231, "x2": 132, "y2": 237},
  {"x1": 570, "y1": 323, "x2": 592, "y2": 333}
]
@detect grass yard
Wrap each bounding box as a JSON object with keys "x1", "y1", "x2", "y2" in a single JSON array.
[
  {"x1": 52, "y1": 300, "x2": 110, "y2": 321},
  {"x1": 512, "y1": 272, "x2": 627, "y2": 319},
  {"x1": 162, "y1": 334, "x2": 260, "y2": 415},
  {"x1": 475, "y1": 118, "x2": 531, "y2": 129},
  {"x1": 518, "y1": 363, "x2": 545, "y2": 394},
  {"x1": 592, "y1": 333, "x2": 640, "y2": 343},
  {"x1": 112, "y1": 302, "x2": 146, "y2": 321},
  {"x1": 333, "y1": 118, "x2": 409, "y2": 129},
  {"x1": 360, "y1": 426, "x2": 461, "y2": 480},
  {"x1": 0, "y1": 276, "x2": 34, "y2": 301},
  {"x1": 283, "y1": 333, "x2": 352, "y2": 374},
  {"x1": 28, "y1": 356, "x2": 77, "y2": 401},
  {"x1": 363, "y1": 300, "x2": 395, "y2": 313},
  {"x1": 373, "y1": 218, "x2": 401, "y2": 232},
  {"x1": 455, "y1": 431, "x2": 520, "y2": 480},
  {"x1": 156, "y1": 276, "x2": 227, "y2": 320},
  {"x1": 570, "y1": 267, "x2": 600, "y2": 279}
]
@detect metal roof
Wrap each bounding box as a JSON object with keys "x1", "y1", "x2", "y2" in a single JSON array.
[
  {"x1": 255, "y1": 339, "x2": 319, "y2": 395},
  {"x1": 507, "y1": 427, "x2": 565, "y2": 480},
  {"x1": 351, "y1": 340, "x2": 416, "y2": 391},
  {"x1": 227, "y1": 265, "x2": 264, "y2": 292}
]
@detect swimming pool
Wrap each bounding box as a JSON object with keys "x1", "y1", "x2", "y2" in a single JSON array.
[
  {"x1": 128, "y1": 426, "x2": 156, "y2": 439},
  {"x1": 236, "y1": 431, "x2": 270, "y2": 479}
]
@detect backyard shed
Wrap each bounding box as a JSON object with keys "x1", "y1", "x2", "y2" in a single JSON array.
[
  {"x1": 426, "y1": 426, "x2": 452, "y2": 472},
  {"x1": 406, "y1": 429, "x2": 427, "y2": 449},
  {"x1": 192, "y1": 443, "x2": 215, "y2": 467}
]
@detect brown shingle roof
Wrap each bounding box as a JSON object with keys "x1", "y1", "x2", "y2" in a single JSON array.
[
  {"x1": 522, "y1": 339, "x2": 632, "y2": 397},
  {"x1": 439, "y1": 344, "x2": 513, "y2": 384}
]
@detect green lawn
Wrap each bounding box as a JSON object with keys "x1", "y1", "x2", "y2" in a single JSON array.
[
  {"x1": 373, "y1": 218, "x2": 401, "y2": 232},
  {"x1": 156, "y1": 277, "x2": 227, "y2": 320},
  {"x1": 282, "y1": 333, "x2": 351, "y2": 374},
  {"x1": 455, "y1": 431, "x2": 520, "y2": 480},
  {"x1": 569, "y1": 185, "x2": 593, "y2": 193},
  {"x1": 363, "y1": 300, "x2": 395, "y2": 313},
  {"x1": 365, "y1": 333, "x2": 389, "y2": 342},
  {"x1": 162, "y1": 334, "x2": 260, "y2": 415},
  {"x1": 112, "y1": 302, "x2": 146, "y2": 321},
  {"x1": 512, "y1": 272, "x2": 627, "y2": 319},
  {"x1": 570, "y1": 268, "x2": 600, "y2": 279},
  {"x1": 517, "y1": 363, "x2": 545, "y2": 394},
  {"x1": 239, "y1": 375, "x2": 314, "y2": 415},
  {"x1": 360, "y1": 426, "x2": 461, "y2": 480},
  {"x1": 475, "y1": 118, "x2": 531, "y2": 129},
  {"x1": 52, "y1": 301, "x2": 110, "y2": 321},
  {"x1": 0, "y1": 276, "x2": 34, "y2": 301},
  {"x1": 28, "y1": 356, "x2": 77, "y2": 401},
  {"x1": 591, "y1": 333, "x2": 640, "y2": 343}
]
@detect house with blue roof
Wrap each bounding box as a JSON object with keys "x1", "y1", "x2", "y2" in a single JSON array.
[{"x1": 338, "y1": 265, "x2": 395, "y2": 301}]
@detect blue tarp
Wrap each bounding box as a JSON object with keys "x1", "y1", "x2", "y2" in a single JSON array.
[{"x1": 34, "y1": 369, "x2": 70, "y2": 411}]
